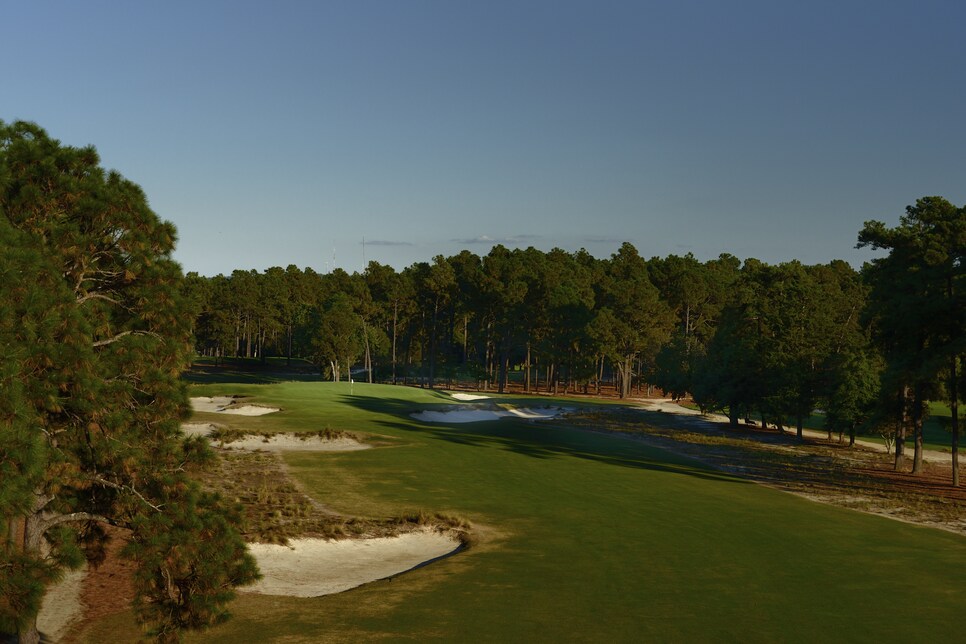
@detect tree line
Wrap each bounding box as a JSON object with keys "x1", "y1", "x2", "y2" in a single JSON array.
[{"x1": 185, "y1": 199, "x2": 964, "y2": 483}]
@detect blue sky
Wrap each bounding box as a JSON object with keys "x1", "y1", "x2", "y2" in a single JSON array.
[{"x1": 3, "y1": 1, "x2": 964, "y2": 276}]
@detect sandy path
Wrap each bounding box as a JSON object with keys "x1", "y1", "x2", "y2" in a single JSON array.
[
  {"x1": 244, "y1": 529, "x2": 461, "y2": 597},
  {"x1": 36, "y1": 565, "x2": 86, "y2": 642}
]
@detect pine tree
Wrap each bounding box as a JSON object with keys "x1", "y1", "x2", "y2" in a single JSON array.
[
  {"x1": 858, "y1": 196, "x2": 965, "y2": 477},
  {"x1": 0, "y1": 121, "x2": 258, "y2": 643}
]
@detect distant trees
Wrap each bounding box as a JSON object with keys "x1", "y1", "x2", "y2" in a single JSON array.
[
  {"x1": 0, "y1": 122, "x2": 257, "y2": 643},
  {"x1": 186, "y1": 243, "x2": 677, "y2": 396},
  {"x1": 182, "y1": 195, "x2": 962, "y2": 484}
]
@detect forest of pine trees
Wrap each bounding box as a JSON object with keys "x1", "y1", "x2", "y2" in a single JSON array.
[{"x1": 184, "y1": 200, "x2": 964, "y2": 481}]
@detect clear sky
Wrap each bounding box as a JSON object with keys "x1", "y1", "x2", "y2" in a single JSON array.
[{"x1": 3, "y1": 1, "x2": 964, "y2": 276}]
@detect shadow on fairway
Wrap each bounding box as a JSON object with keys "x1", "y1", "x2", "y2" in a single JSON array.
[
  {"x1": 340, "y1": 393, "x2": 747, "y2": 486},
  {"x1": 183, "y1": 365, "x2": 325, "y2": 385}
]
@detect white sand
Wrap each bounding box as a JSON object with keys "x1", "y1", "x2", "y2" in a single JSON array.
[
  {"x1": 219, "y1": 434, "x2": 370, "y2": 452},
  {"x1": 219, "y1": 404, "x2": 281, "y2": 416},
  {"x1": 450, "y1": 392, "x2": 491, "y2": 401},
  {"x1": 413, "y1": 408, "x2": 506, "y2": 423},
  {"x1": 37, "y1": 565, "x2": 86, "y2": 642},
  {"x1": 412, "y1": 406, "x2": 568, "y2": 423},
  {"x1": 182, "y1": 422, "x2": 218, "y2": 437},
  {"x1": 244, "y1": 529, "x2": 461, "y2": 597},
  {"x1": 190, "y1": 396, "x2": 280, "y2": 416},
  {"x1": 190, "y1": 396, "x2": 237, "y2": 412},
  {"x1": 505, "y1": 407, "x2": 568, "y2": 419}
]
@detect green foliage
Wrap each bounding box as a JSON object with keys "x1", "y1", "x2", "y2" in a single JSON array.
[
  {"x1": 858, "y1": 196, "x2": 965, "y2": 470},
  {"x1": 126, "y1": 487, "x2": 259, "y2": 642},
  {"x1": 0, "y1": 121, "x2": 257, "y2": 641}
]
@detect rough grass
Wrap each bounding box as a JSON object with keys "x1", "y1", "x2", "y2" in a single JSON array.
[
  {"x1": 207, "y1": 425, "x2": 357, "y2": 445},
  {"x1": 193, "y1": 444, "x2": 472, "y2": 546}
]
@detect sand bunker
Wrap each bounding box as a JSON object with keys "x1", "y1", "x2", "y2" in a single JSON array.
[
  {"x1": 190, "y1": 396, "x2": 280, "y2": 416},
  {"x1": 244, "y1": 529, "x2": 461, "y2": 597},
  {"x1": 450, "y1": 392, "x2": 491, "y2": 401},
  {"x1": 412, "y1": 406, "x2": 568, "y2": 423}
]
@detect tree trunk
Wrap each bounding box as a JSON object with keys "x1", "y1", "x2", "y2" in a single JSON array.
[
  {"x1": 952, "y1": 356, "x2": 960, "y2": 487},
  {"x1": 391, "y1": 301, "x2": 398, "y2": 385},
  {"x1": 525, "y1": 343, "x2": 531, "y2": 393},
  {"x1": 912, "y1": 381, "x2": 924, "y2": 474},
  {"x1": 362, "y1": 318, "x2": 372, "y2": 383},
  {"x1": 596, "y1": 356, "x2": 603, "y2": 395},
  {"x1": 498, "y1": 351, "x2": 508, "y2": 394},
  {"x1": 895, "y1": 386, "x2": 907, "y2": 471},
  {"x1": 286, "y1": 324, "x2": 293, "y2": 367},
  {"x1": 428, "y1": 304, "x2": 438, "y2": 389},
  {"x1": 18, "y1": 512, "x2": 45, "y2": 644},
  {"x1": 796, "y1": 414, "x2": 804, "y2": 441},
  {"x1": 620, "y1": 356, "x2": 633, "y2": 399}
]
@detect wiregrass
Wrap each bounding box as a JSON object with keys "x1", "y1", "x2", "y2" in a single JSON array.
[{"x1": 80, "y1": 381, "x2": 966, "y2": 642}]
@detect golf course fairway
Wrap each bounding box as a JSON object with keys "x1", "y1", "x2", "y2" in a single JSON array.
[{"x1": 80, "y1": 382, "x2": 966, "y2": 642}]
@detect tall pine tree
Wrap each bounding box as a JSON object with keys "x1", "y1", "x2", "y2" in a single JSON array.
[{"x1": 0, "y1": 121, "x2": 257, "y2": 643}]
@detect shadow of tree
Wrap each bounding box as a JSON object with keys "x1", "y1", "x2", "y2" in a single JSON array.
[{"x1": 339, "y1": 393, "x2": 748, "y2": 486}]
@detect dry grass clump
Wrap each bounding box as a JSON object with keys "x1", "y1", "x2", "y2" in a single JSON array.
[
  {"x1": 392, "y1": 510, "x2": 475, "y2": 547},
  {"x1": 193, "y1": 449, "x2": 473, "y2": 546},
  {"x1": 207, "y1": 425, "x2": 359, "y2": 445}
]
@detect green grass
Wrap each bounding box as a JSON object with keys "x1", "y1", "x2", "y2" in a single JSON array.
[{"x1": 83, "y1": 382, "x2": 966, "y2": 642}]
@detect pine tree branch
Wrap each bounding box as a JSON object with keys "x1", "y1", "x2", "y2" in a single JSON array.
[
  {"x1": 76, "y1": 292, "x2": 123, "y2": 306},
  {"x1": 41, "y1": 511, "x2": 123, "y2": 532},
  {"x1": 93, "y1": 330, "x2": 163, "y2": 348},
  {"x1": 89, "y1": 476, "x2": 165, "y2": 512}
]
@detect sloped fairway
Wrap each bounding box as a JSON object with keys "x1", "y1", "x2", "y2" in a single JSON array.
[{"x1": 82, "y1": 382, "x2": 966, "y2": 642}]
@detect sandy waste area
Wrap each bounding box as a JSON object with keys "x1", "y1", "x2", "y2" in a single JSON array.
[
  {"x1": 181, "y1": 420, "x2": 369, "y2": 452},
  {"x1": 36, "y1": 566, "x2": 86, "y2": 642},
  {"x1": 216, "y1": 433, "x2": 369, "y2": 452}
]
